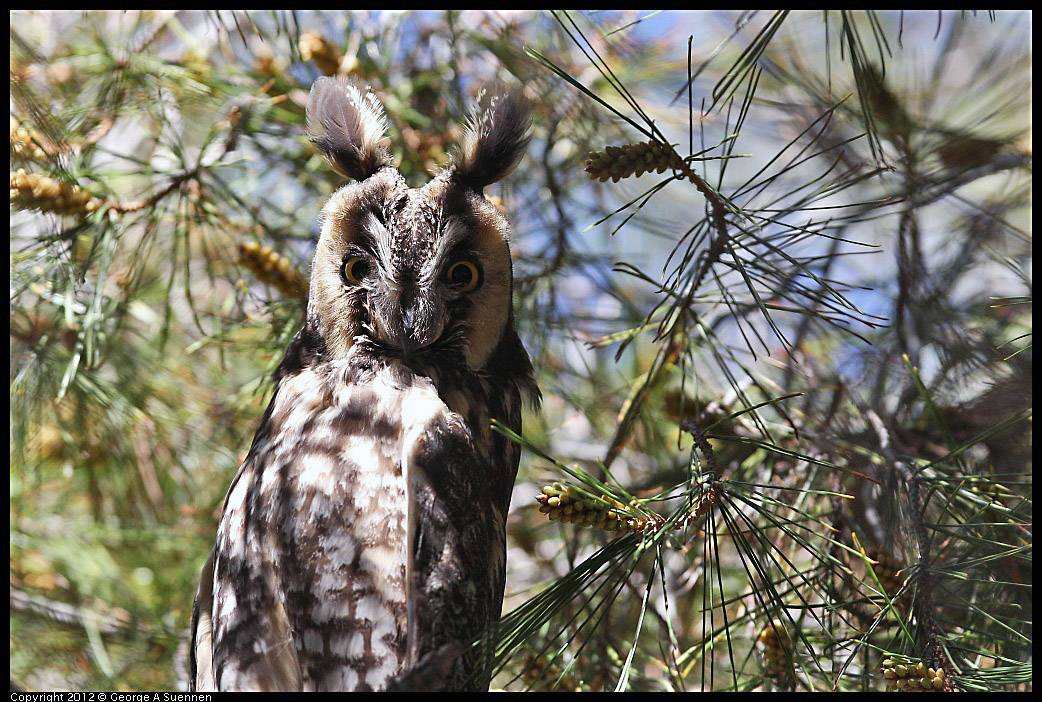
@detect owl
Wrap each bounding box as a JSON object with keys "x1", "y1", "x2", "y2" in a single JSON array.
[{"x1": 189, "y1": 77, "x2": 538, "y2": 692}]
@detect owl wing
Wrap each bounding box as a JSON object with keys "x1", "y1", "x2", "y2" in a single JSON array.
[
  {"x1": 189, "y1": 443, "x2": 308, "y2": 692},
  {"x1": 402, "y1": 405, "x2": 509, "y2": 691}
]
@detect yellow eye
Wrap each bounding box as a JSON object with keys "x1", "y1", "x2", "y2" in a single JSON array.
[
  {"x1": 445, "y1": 259, "x2": 481, "y2": 292},
  {"x1": 341, "y1": 256, "x2": 371, "y2": 285}
]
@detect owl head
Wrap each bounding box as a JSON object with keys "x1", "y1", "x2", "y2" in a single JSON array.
[{"x1": 304, "y1": 77, "x2": 531, "y2": 378}]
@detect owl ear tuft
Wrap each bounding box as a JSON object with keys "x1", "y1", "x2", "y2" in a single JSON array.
[
  {"x1": 453, "y1": 88, "x2": 531, "y2": 191},
  {"x1": 307, "y1": 77, "x2": 392, "y2": 181}
]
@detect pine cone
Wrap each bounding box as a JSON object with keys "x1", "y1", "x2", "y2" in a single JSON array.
[
  {"x1": 535, "y1": 481, "x2": 717, "y2": 536},
  {"x1": 10, "y1": 169, "x2": 99, "y2": 217},
  {"x1": 757, "y1": 623, "x2": 796, "y2": 691},
  {"x1": 585, "y1": 140, "x2": 684, "y2": 183},
  {"x1": 299, "y1": 31, "x2": 342, "y2": 77},
  {"x1": 866, "y1": 549, "x2": 907, "y2": 606},
  {"x1": 11, "y1": 118, "x2": 50, "y2": 161},
  {"x1": 237, "y1": 240, "x2": 307, "y2": 300},
  {"x1": 535, "y1": 482, "x2": 661, "y2": 535},
  {"x1": 881, "y1": 658, "x2": 951, "y2": 692}
]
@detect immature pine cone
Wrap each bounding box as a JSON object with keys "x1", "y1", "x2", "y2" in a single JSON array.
[
  {"x1": 866, "y1": 549, "x2": 907, "y2": 606},
  {"x1": 535, "y1": 482, "x2": 717, "y2": 537},
  {"x1": 881, "y1": 658, "x2": 951, "y2": 692},
  {"x1": 299, "y1": 31, "x2": 342, "y2": 77},
  {"x1": 11, "y1": 118, "x2": 50, "y2": 161},
  {"x1": 238, "y1": 240, "x2": 307, "y2": 300},
  {"x1": 585, "y1": 140, "x2": 685, "y2": 183},
  {"x1": 757, "y1": 623, "x2": 796, "y2": 691},
  {"x1": 11, "y1": 169, "x2": 99, "y2": 217},
  {"x1": 535, "y1": 482, "x2": 663, "y2": 535}
]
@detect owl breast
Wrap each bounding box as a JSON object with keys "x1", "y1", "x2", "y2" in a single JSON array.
[{"x1": 201, "y1": 354, "x2": 489, "y2": 692}]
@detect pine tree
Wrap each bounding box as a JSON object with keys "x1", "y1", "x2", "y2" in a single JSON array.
[{"x1": 11, "y1": 10, "x2": 1031, "y2": 692}]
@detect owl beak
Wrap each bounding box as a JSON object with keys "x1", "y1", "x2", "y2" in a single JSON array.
[
  {"x1": 398, "y1": 299, "x2": 442, "y2": 358},
  {"x1": 399, "y1": 309, "x2": 420, "y2": 357}
]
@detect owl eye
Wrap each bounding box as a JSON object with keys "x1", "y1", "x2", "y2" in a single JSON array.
[
  {"x1": 445, "y1": 259, "x2": 481, "y2": 292},
  {"x1": 341, "y1": 256, "x2": 371, "y2": 286}
]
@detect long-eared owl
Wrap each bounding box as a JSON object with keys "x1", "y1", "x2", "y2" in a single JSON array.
[{"x1": 189, "y1": 77, "x2": 538, "y2": 692}]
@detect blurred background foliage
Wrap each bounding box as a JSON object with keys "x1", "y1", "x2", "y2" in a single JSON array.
[{"x1": 10, "y1": 10, "x2": 1031, "y2": 692}]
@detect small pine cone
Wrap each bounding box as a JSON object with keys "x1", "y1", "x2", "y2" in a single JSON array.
[
  {"x1": 684, "y1": 486, "x2": 718, "y2": 527},
  {"x1": 299, "y1": 31, "x2": 342, "y2": 77},
  {"x1": 866, "y1": 550, "x2": 907, "y2": 607},
  {"x1": 238, "y1": 240, "x2": 307, "y2": 300},
  {"x1": 757, "y1": 625, "x2": 791, "y2": 658},
  {"x1": 10, "y1": 169, "x2": 99, "y2": 217},
  {"x1": 876, "y1": 552, "x2": 904, "y2": 596},
  {"x1": 536, "y1": 482, "x2": 654, "y2": 536},
  {"x1": 757, "y1": 624, "x2": 795, "y2": 690},
  {"x1": 11, "y1": 118, "x2": 50, "y2": 161},
  {"x1": 881, "y1": 658, "x2": 951, "y2": 692},
  {"x1": 585, "y1": 140, "x2": 685, "y2": 183}
]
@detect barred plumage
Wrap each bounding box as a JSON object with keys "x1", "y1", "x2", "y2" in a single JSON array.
[{"x1": 190, "y1": 78, "x2": 537, "y2": 692}]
